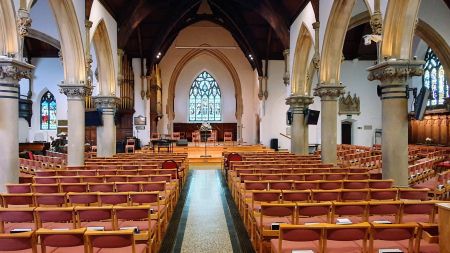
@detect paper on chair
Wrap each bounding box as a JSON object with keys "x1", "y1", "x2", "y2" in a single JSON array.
[
  {"x1": 378, "y1": 249, "x2": 403, "y2": 253},
  {"x1": 292, "y1": 250, "x2": 315, "y2": 253},
  {"x1": 10, "y1": 228, "x2": 32, "y2": 233},
  {"x1": 336, "y1": 218, "x2": 352, "y2": 225},
  {"x1": 372, "y1": 220, "x2": 392, "y2": 224},
  {"x1": 87, "y1": 226, "x2": 105, "y2": 231}
]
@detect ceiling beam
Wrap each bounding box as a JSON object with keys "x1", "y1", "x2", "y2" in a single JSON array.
[{"x1": 117, "y1": 0, "x2": 163, "y2": 49}]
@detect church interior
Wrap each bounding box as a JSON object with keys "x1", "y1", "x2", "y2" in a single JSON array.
[{"x1": 1, "y1": 0, "x2": 450, "y2": 252}]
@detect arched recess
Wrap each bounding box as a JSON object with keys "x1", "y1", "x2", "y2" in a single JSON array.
[
  {"x1": 48, "y1": 0, "x2": 85, "y2": 83},
  {"x1": 0, "y1": 0, "x2": 19, "y2": 56},
  {"x1": 320, "y1": 0, "x2": 356, "y2": 84},
  {"x1": 415, "y1": 20, "x2": 450, "y2": 80},
  {"x1": 92, "y1": 19, "x2": 116, "y2": 95},
  {"x1": 292, "y1": 23, "x2": 313, "y2": 95},
  {"x1": 167, "y1": 48, "x2": 243, "y2": 122},
  {"x1": 381, "y1": 0, "x2": 421, "y2": 59},
  {"x1": 347, "y1": 11, "x2": 450, "y2": 81}
]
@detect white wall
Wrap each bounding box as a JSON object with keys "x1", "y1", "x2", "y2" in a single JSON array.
[
  {"x1": 159, "y1": 21, "x2": 257, "y2": 144},
  {"x1": 132, "y1": 58, "x2": 150, "y2": 146},
  {"x1": 260, "y1": 60, "x2": 290, "y2": 150},
  {"x1": 18, "y1": 58, "x2": 65, "y2": 142},
  {"x1": 173, "y1": 54, "x2": 236, "y2": 123}
]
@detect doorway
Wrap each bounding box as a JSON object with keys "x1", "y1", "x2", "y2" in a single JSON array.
[{"x1": 341, "y1": 121, "x2": 352, "y2": 144}]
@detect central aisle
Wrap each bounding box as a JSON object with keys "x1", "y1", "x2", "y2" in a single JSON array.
[{"x1": 179, "y1": 170, "x2": 234, "y2": 252}]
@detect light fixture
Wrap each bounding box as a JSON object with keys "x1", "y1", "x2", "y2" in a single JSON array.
[{"x1": 156, "y1": 52, "x2": 162, "y2": 59}]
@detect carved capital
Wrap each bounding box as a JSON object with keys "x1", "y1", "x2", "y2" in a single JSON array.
[
  {"x1": 313, "y1": 84, "x2": 345, "y2": 101},
  {"x1": 286, "y1": 95, "x2": 314, "y2": 114},
  {"x1": 370, "y1": 11, "x2": 383, "y2": 35},
  {"x1": 367, "y1": 59, "x2": 424, "y2": 84},
  {"x1": 59, "y1": 82, "x2": 92, "y2": 99},
  {"x1": 312, "y1": 21, "x2": 320, "y2": 29},
  {"x1": 17, "y1": 8, "x2": 31, "y2": 37},
  {"x1": 93, "y1": 96, "x2": 120, "y2": 111},
  {"x1": 0, "y1": 57, "x2": 34, "y2": 81}
]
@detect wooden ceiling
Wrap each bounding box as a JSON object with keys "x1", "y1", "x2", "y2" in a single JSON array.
[
  {"x1": 24, "y1": 37, "x2": 59, "y2": 58},
  {"x1": 87, "y1": 0, "x2": 310, "y2": 75},
  {"x1": 343, "y1": 22, "x2": 377, "y2": 61}
]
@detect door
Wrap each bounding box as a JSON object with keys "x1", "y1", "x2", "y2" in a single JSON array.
[{"x1": 341, "y1": 122, "x2": 352, "y2": 144}]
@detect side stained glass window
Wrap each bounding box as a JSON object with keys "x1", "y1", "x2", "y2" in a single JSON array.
[
  {"x1": 423, "y1": 47, "x2": 448, "y2": 106},
  {"x1": 40, "y1": 91, "x2": 57, "y2": 130},
  {"x1": 189, "y1": 71, "x2": 221, "y2": 121}
]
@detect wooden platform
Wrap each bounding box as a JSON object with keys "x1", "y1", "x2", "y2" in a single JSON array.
[{"x1": 169, "y1": 143, "x2": 271, "y2": 166}]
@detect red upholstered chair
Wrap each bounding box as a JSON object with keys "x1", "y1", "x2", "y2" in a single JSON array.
[
  {"x1": 340, "y1": 189, "x2": 369, "y2": 202},
  {"x1": 88, "y1": 183, "x2": 115, "y2": 193},
  {"x1": 369, "y1": 179, "x2": 394, "y2": 189},
  {"x1": 82, "y1": 176, "x2": 104, "y2": 183},
  {"x1": 270, "y1": 224, "x2": 323, "y2": 253},
  {"x1": 67, "y1": 193, "x2": 99, "y2": 206},
  {"x1": 331, "y1": 202, "x2": 368, "y2": 224},
  {"x1": 59, "y1": 176, "x2": 82, "y2": 184},
  {"x1": 297, "y1": 202, "x2": 332, "y2": 224},
  {"x1": 369, "y1": 188, "x2": 398, "y2": 201},
  {"x1": 398, "y1": 188, "x2": 430, "y2": 200},
  {"x1": 223, "y1": 131, "x2": 233, "y2": 145},
  {"x1": 294, "y1": 181, "x2": 319, "y2": 190},
  {"x1": 98, "y1": 193, "x2": 129, "y2": 206},
  {"x1": 33, "y1": 177, "x2": 58, "y2": 184},
  {"x1": 324, "y1": 222, "x2": 370, "y2": 253},
  {"x1": 36, "y1": 228, "x2": 87, "y2": 253},
  {"x1": 32, "y1": 184, "x2": 60, "y2": 194},
  {"x1": 6, "y1": 184, "x2": 32, "y2": 193},
  {"x1": 115, "y1": 182, "x2": 140, "y2": 192},
  {"x1": 400, "y1": 200, "x2": 436, "y2": 223},
  {"x1": 162, "y1": 160, "x2": 182, "y2": 183},
  {"x1": 367, "y1": 201, "x2": 402, "y2": 224},
  {"x1": 282, "y1": 190, "x2": 310, "y2": 203},
  {"x1": 0, "y1": 231, "x2": 37, "y2": 252},
  {"x1": 60, "y1": 183, "x2": 88, "y2": 193},
  {"x1": 113, "y1": 205, "x2": 157, "y2": 247},
  {"x1": 0, "y1": 207, "x2": 36, "y2": 233},
  {"x1": 343, "y1": 180, "x2": 369, "y2": 189},
  {"x1": 191, "y1": 131, "x2": 200, "y2": 146},
  {"x1": 172, "y1": 132, "x2": 180, "y2": 140},
  {"x1": 34, "y1": 193, "x2": 67, "y2": 207},
  {"x1": 311, "y1": 189, "x2": 341, "y2": 202},
  {"x1": 35, "y1": 207, "x2": 76, "y2": 230},
  {"x1": 1, "y1": 193, "x2": 34, "y2": 207},
  {"x1": 75, "y1": 206, "x2": 114, "y2": 231},
  {"x1": 319, "y1": 180, "x2": 343, "y2": 190},
  {"x1": 369, "y1": 223, "x2": 418, "y2": 253},
  {"x1": 269, "y1": 180, "x2": 293, "y2": 190},
  {"x1": 254, "y1": 203, "x2": 296, "y2": 252},
  {"x1": 85, "y1": 230, "x2": 148, "y2": 253},
  {"x1": 416, "y1": 223, "x2": 440, "y2": 253}
]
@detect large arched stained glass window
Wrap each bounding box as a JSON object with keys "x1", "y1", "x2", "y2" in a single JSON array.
[
  {"x1": 423, "y1": 47, "x2": 448, "y2": 106},
  {"x1": 40, "y1": 91, "x2": 57, "y2": 130},
  {"x1": 189, "y1": 71, "x2": 221, "y2": 121}
]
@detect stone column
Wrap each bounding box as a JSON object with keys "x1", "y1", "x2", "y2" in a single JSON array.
[
  {"x1": 286, "y1": 95, "x2": 313, "y2": 155},
  {"x1": 0, "y1": 59, "x2": 33, "y2": 191},
  {"x1": 93, "y1": 96, "x2": 119, "y2": 157},
  {"x1": 314, "y1": 85, "x2": 345, "y2": 164},
  {"x1": 367, "y1": 60, "x2": 424, "y2": 187},
  {"x1": 60, "y1": 84, "x2": 92, "y2": 166}
]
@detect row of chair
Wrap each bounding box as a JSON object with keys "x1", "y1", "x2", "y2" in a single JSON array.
[{"x1": 270, "y1": 222, "x2": 438, "y2": 253}]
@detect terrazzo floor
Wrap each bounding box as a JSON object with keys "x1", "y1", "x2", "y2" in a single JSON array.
[{"x1": 161, "y1": 166, "x2": 254, "y2": 253}]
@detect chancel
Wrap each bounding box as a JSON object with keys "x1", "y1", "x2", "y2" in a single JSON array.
[{"x1": 0, "y1": 0, "x2": 450, "y2": 252}]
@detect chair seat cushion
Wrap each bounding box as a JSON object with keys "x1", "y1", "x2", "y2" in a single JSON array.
[
  {"x1": 325, "y1": 240, "x2": 364, "y2": 253},
  {"x1": 95, "y1": 244, "x2": 147, "y2": 253},
  {"x1": 270, "y1": 239, "x2": 320, "y2": 253}
]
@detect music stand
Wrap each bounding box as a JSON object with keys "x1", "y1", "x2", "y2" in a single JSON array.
[{"x1": 199, "y1": 123, "x2": 212, "y2": 158}]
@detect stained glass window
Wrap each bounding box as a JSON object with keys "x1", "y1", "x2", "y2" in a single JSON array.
[
  {"x1": 189, "y1": 71, "x2": 221, "y2": 121},
  {"x1": 40, "y1": 91, "x2": 57, "y2": 130},
  {"x1": 423, "y1": 47, "x2": 448, "y2": 106}
]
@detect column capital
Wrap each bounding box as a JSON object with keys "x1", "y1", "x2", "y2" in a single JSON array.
[
  {"x1": 313, "y1": 84, "x2": 345, "y2": 101},
  {"x1": 17, "y1": 8, "x2": 32, "y2": 37},
  {"x1": 59, "y1": 82, "x2": 92, "y2": 99},
  {"x1": 367, "y1": 59, "x2": 424, "y2": 85},
  {"x1": 286, "y1": 95, "x2": 314, "y2": 113},
  {"x1": 0, "y1": 57, "x2": 33, "y2": 82},
  {"x1": 93, "y1": 96, "x2": 120, "y2": 111}
]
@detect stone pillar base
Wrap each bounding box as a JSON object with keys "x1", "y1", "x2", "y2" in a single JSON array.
[
  {"x1": 93, "y1": 96, "x2": 119, "y2": 157},
  {"x1": 286, "y1": 95, "x2": 313, "y2": 155}
]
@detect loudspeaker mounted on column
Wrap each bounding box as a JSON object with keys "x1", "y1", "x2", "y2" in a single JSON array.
[
  {"x1": 286, "y1": 109, "x2": 292, "y2": 125},
  {"x1": 304, "y1": 109, "x2": 320, "y2": 125}
]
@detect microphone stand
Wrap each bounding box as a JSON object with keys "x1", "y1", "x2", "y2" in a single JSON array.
[{"x1": 200, "y1": 123, "x2": 212, "y2": 158}]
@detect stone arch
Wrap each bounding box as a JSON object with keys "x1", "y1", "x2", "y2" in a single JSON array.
[
  {"x1": 167, "y1": 48, "x2": 243, "y2": 122},
  {"x1": 347, "y1": 11, "x2": 450, "y2": 80},
  {"x1": 92, "y1": 19, "x2": 116, "y2": 95},
  {"x1": 48, "y1": 0, "x2": 85, "y2": 83},
  {"x1": 292, "y1": 23, "x2": 313, "y2": 95},
  {"x1": 320, "y1": 0, "x2": 357, "y2": 84},
  {"x1": 0, "y1": 0, "x2": 19, "y2": 56},
  {"x1": 381, "y1": 0, "x2": 421, "y2": 59}
]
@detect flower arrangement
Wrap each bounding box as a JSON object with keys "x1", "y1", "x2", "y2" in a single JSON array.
[
  {"x1": 425, "y1": 137, "x2": 432, "y2": 145},
  {"x1": 199, "y1": 122, "x2": 212, "y2": 131}
]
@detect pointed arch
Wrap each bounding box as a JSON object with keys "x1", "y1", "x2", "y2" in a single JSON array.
[
  {"x1": 92, "y1": 19, "x2": 116, "y2": 95},
  {"x1": 48, "y1": 0, "x2": 85, "y2": 83},
  {"x1": 0, "y1": 0, "x2": 19, "y2": 56},
  {"x1": 292, "y1": 23, "x2": 314, "y2": 95},
  {"x1": 167, "y1": 47, "x2": 242, "y2": 121},
  {"x1": 320, "y1": 0, "x2": 356, "y2": 84},
  {"x1": 381, "y1": 0, "x2": 421, "y2": 59}
]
